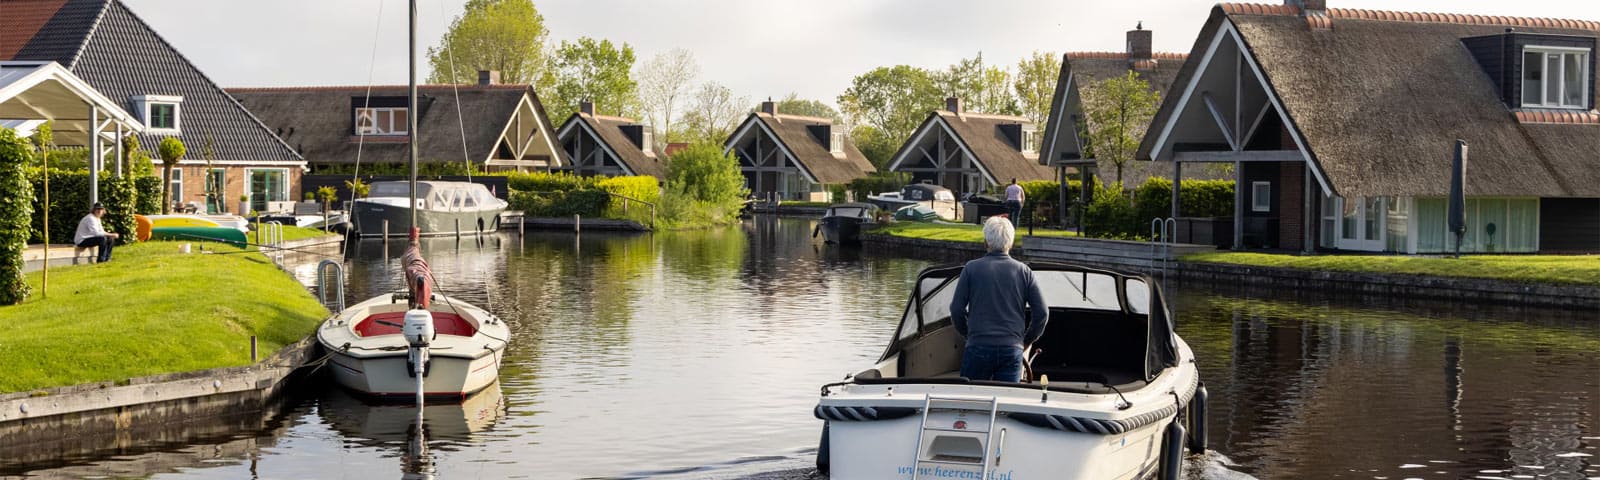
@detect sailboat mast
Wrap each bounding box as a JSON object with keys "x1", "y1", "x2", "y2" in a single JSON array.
[{"x1": 408, "y1": 0, "x2": 419, "y2": 233}]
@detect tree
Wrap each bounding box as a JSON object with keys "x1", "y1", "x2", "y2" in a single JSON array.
[
  {"x1": 544, "y1": 37, "x2": 639, "y2": 121},
  {"x1": 1014, "y1": 51, "x2": 1061, "y2": 126},
  {"x1": 661, "y1": 142, "x2": 747, "y2": 227},
  {"x1": 426, "y1": 0, "x2": 549, "y2": 87},
  {"x1": 838, "y1": 65, "x2": 942, "y2": 144},
  {"x1": 637, "y1": 48, "x2": 699, "y2": 144},
  {"x1": 936, "y1": 53, "x2": 1018, "y2": 116},
  {"x1": 850, "y1": 124, "x2": 898, "y2": 170},
  {"x1": 1081, "y1": 71, "x2": 1160, "y2": 187},
  {"x1": 157, "y1": 137, "x2": 186, "y2": 214},
  {"x1": 677, "y1": 81, "x2": 748, "y2": 145},
  {"x1": 775, "y1": 93, "x2": 841, "y2": 121}
]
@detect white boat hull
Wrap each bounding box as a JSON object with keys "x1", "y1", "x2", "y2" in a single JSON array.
[
  {"x1": 327, "y1": 349, "x2": 501, "y2": 399},
  {"x1": 317, "y1": 294, "x2": 510, "y2": 400}
]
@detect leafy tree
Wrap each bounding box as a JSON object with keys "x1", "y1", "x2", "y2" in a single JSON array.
[
  {"x1": 1081, "y1": 71, "x2": 1160, "y2": 188},
  {"x1": 345, "y1": 178, "x2": 371, "y2": 198},
  {"x1": 157, "y1": 137, "x2": 186, "y2": 214},
  {"x1": 120, "y1": 134, "x2": 154, "y2": 177},
  {"x1": 838, "y1": 65, "x2": 942, "y2": 143},
  {"x1": 850, "y1": 124, "x2": 899, "y2": 170},
  {"x1": 677, "y1": 81, "x2": 748, "y2": 146},
  {"x1": 937, "y1": 53, "x2": 1018, "y2": 116},
  {"x1": 544, "y1": 37, "x2": 639, "y2": 121},
  {"x1": 774, "y1": 92, "x2": 840, "y2": 121},
  {"x1": 426, "y1": 0, "x2": 549, "y2": 87},
  {"x1": 1013, "y1": 51, "x2": 1060, "y2": 126},
  {"x1": 660, "y1": 142, "x2": 747, "y2": 227},
  {"x1": 637, "y1": 48, "x2": 699, "y2": 144}
]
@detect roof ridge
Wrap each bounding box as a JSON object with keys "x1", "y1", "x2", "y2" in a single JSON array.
[
  {"x1": 773, "y1": 113, "x2": 835, "y2": 123},
  {"x1": 1219, "y1": 2, "x2": 1600, "y2": 30},
  {"x1": 938, "y1": 111, "x2": 1032, "y2": 123},
  {"x1": 227, "y1": 84, "x2": 531, "y2": 92},
  {"x1": 1065, "y1": 51, "x2": 1187, "y2": 60},
  {"x1": 63, "y1": 0, "x2": 113, "y2": 68}
]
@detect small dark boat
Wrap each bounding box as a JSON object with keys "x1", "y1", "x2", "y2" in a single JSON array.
[{"x1": 814, "y1": 203, "x2": 880, "y2": 245}]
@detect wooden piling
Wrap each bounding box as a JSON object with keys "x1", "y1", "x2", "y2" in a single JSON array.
[
  {"x1": 455, "y1": 218, "x2": 461, "y2": 239},
  {"x1": 575, "y1": 214, "x2": 581, "y2": 233},
  {"x1": 249, "y1": 336, "x2": 258, "y2": 363}
]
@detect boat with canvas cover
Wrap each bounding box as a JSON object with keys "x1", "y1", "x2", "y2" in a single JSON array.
[
  {"x1": 814, "y1": 262, "x2": 1206, "y2": 480},
  {"x1": 351, "y1": 181, "x2": 506, "y2": 237}
]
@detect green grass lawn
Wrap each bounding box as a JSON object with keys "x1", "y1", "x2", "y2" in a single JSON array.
[
  {"x1": 274, "y1": 225, "x2": 343, "y2": 243},
  {"x1": 870, "y1": 222, "x2": 1080, "y2": 245},
  {"x1": 0, "y1": 241, "x2": 329, "y2": 393},
  {"x1": 1182, "y1": 251, "x2": 1600, "y2": 285}
]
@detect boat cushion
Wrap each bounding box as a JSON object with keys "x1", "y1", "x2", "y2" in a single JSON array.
[{"x1": 354, "y1": 311, "x2": 477, "y2": 337}]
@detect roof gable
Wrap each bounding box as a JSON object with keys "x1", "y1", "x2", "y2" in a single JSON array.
[
  {"x1": 890, "y1": 111, "x2": 1055, "y2": 184},
  {"x1": 726, "y1": 112, "x2": 874, "y2": 184},
  {"x1": 557, "y1": 112, "x2": 666, "y2": 178},
  {"x1": 1039, "y1": 52, "x2": 1187, "y2": 167}
]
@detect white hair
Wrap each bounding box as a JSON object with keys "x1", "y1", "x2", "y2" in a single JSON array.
[{"x1": 983, "y1": 216, "x2": 1014, "y2": 253}]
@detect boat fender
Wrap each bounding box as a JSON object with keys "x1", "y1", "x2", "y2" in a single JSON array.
[
  {"x1": 1160, "y1": 420, "x2": 1186, "y2": 480},
  {"x1": 1188, "y1": 382, "x2": 1208, "y2": 454},
  {"x1": 815, "y1": 422, "x2": 831, "y2": 475}
]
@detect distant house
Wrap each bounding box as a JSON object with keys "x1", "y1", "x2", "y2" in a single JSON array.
[
  {"x1": 1, "y1": 0, "x2": 305, "y2": 214},
  {"x1": 725, "y1": 101, "x2": 875, "y2": 201},
  {"x1": 887, "y1": 98, "x2": 1056, "y2": 196},
  {"x1": 230, "y1": 71, "x2": 563, "y2": 175},
  {"x1": 1139, "y1": 0, "x2": 1600, "y2": 254},
  {"x1": 1039, "y1": 24, "x2": 1198, "y2": 192},
  {"x1": 554, "y1": 101, "x2": 666, "y2": 179}
]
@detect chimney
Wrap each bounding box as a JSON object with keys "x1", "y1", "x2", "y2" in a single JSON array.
[
  {"x1": 580, "y1": 100, "x2": 595, "y2": 116},
  {"x1": 1285, "y1": 0, "x2": 1326, "y2": 15},
  {"x1": 945, "y1": 97, "x2": 962, "y2": 114},
  {"x1": 760, "y1": 99, "x2": 777, "y2": 115},
  {"x1": 478, "y1": 70, "x2": 500, "y2": 85},
  {"x1": 1126, "y1": 22, "x2": 1152, "y2": 61}
]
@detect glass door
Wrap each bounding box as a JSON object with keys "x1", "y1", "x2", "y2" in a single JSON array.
[
  {"x1": 1334, "y1": 196, "x2": 1386, "y2": 251},
  {"x1": 248, "y1": 169, "x2": 287, "y2": 213}
]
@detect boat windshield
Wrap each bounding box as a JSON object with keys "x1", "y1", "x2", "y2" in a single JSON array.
[{"x1": 828, "y1": 206, "x2": 870, "y2": 218}]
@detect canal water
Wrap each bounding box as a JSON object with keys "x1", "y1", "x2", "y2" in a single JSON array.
[{"x1": 4, "y1": 217, "x2": 1596, "y2": 479}]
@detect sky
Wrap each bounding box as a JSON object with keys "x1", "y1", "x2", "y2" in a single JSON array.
[{"x1": 127, "y1": 0, "x2": 1600, "y2": 110}]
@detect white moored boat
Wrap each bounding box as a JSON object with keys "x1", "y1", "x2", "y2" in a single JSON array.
[
  {"x1": 815, "y1": 262, "x2": 1206, "y2": 480},
  {"x1": 317, "y1": 238, "x2": 509, "y2": 400}
]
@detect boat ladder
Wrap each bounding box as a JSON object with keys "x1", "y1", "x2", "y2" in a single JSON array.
[{"x1": 911, "y1": 395, "x2": 1000, "y2": 480}]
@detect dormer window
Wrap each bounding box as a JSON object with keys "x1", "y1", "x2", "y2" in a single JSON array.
[
  {"x1": 1021, "y1": 129, "x2": 1038, "y2": 154},
  {"x1": 1522, "y1": 47, "x2": 1589, "y2": 109},
  {"x1": 355, "y1": 107, "x2": 409, "y2": 136},
  {"x1": 641, "y1": 129, "x2": 654, "y2": 153},
  {"x1": 133, "y1": 95, "x2": 182, "y2": 133},
  {"x1": 830, "y1": 131, "x2": 844, "y2": 153}
]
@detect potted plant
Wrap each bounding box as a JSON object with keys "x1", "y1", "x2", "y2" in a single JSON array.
[{"x1": 238, "y1": 194, "x2": 250, "y2": 219}]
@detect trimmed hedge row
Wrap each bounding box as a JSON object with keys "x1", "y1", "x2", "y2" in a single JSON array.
[
  {"x1": 505, "y1": 172, "x2": 662, "y2": 225},
  {"x1": 1084, "y1": 177, "x2": 1235, "y2": 240},
  {"x1": 0, "y1": 129, "x2": 33, "y2": 305},
  {"x1": 26, "y1": 169, "x2": 160, "y2": 245}
]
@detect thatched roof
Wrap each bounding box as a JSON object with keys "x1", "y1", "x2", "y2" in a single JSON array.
[
  {"x1": 913, "y1": 111, "x2": 1058, "y2": 183},
  {"x1": 229, "y1": 84, "x2": 560, "y2": 166},
  {"x1": 559, "y1": 112, "x2": 667, "y2": 179},
  {"x1": 732, "y1": 112, "x2": 876, "y2": 184},
  {"x1": 1139, "y1": 3, "x2": 1600, "y2": 198}
]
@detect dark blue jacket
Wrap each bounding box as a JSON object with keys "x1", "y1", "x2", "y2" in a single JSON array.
[{"x1": 949, "y1": 252, "x2": 1049, "y2": 348}]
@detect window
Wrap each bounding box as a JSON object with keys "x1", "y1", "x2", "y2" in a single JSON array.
[
  {"x1": 1251, "y1": 181, "x2": 1271, "y2": 212},
  {"x1": 641, "y1": 129, "x2": 654, "y2": 153},
  {"x1": 355, "y1": 107, "x2": 409, "y2": 135},
  {"x1": 1021, "y1": 129, "x2": 1038, "y2": 154},
  {"x1": 206, "y1": 168, "x2": 227, "y2": 214},
  {"x1": 830, "y1": 131, "x2": 845, "y2": 154},
  {"x1": 1522, "y1": 47, "x2": 1589, "y2": 109},
  {"x1": 149, "y1": 103, "x2": 176, "y2": 129},
  {"x1": 133, "y1": 95, "x2": 183, "y2": 133},
  {"x1": 169, "y1": 168, "x2": 183, "y2": 207},
  {"x1": 247, "y1": 169, "x2": 288, "y2": 212}
]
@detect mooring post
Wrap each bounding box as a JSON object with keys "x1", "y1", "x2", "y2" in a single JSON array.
[
  {"x1": 519, "y1": 214, "x2": 525, "y2": 236},
  {"x1": 455, "y1": 218, "x2": 461, "y2": 239},
  {"x1": 574, "y1": 214, "x2": 581, "y2": 233},
  {"x1": 250, "y1": 335, "x2": 258, "y2": 363},
  {"x1": 383, "y1": 219, "x2": 390, "y2": 256}
]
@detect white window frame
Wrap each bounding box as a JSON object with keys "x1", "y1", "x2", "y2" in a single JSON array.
[
  {"x1": 1521, "y1": 46, "x2": 1590, "y2": 109},
  {"x1": 355, "y1": 107, "x2": 409, "y2": 136},
  {"x1": 169, "y1": 168, "x2": 183, "y2": 204},
  {"x1": 1251, "y1": 181, "x2": 1271, "y2": 212},
  {"x1": 1021, "y1": 129, "x2": 1038, "y2": 154},
  {"x1": 133, "y1": 94, "x2": 183, "y2": 134},
  {"x1": 641, "y1": 129, "x2": 655, "y2": 155},
  {"x1": 830, "y1": 131, "x2": 845, "y2": 154}
]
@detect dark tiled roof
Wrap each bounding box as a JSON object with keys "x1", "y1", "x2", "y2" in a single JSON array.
[
  {"x1": 230, "y1": 85, "x2": 560, "y2": 167},
  {"x1": 2, "y1": 0, "x2": 301, "y2": 163},
  {"x1": 1139, "y1": 4, "x2": 1599, "y2": 198},
  {"x1": 557, "y1": 112, "x2": 667, "y2": 179},
  {"x1": 735, "y1": 112, "x2": 875, "y2": 184},
  {"x1": 0, "y1": 0, "x2": 102, "y2": 64}
]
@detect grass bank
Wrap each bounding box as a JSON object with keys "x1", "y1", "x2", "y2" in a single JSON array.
[
  {"x1": 0, "y1": 241, "x2": 329, "y2": 393},
  {"x1": 1181, "y1": 251, "x2": 1600, "y2": 286},
  {"x1": 274, "y1": 225, "x2": 342, "y2": 243},
  {"x1": 870, "y1": 222, "x2": 1080, "y2": 245}
]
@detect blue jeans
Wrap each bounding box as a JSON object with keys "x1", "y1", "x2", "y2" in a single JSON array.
[
  {"x1": 960, "y1": 344, "x2": 1025, "y2": 382},
  {"x1": 77, "y1": 236, "x2": 113, "y2": 262},
  {"x1": 1004, "y1": 200, "x2": 1022, "y2": 226}
]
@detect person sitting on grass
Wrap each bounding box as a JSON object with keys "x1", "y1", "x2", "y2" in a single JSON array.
[
  {"x1": 74, "y1": 202, "x2": 120, "y2": 263},
  {"x1": 948, "y1": 215, "x2": 1049, "y2": 382}
]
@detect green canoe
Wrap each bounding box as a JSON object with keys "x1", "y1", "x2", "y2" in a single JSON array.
[{"x1": 150, "y1": 226, "x2": 248, "y2": 248}]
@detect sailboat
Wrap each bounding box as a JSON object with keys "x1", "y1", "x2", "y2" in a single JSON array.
[{"x1": 316, "y1": 0, "x2": 509, "y2": 401}]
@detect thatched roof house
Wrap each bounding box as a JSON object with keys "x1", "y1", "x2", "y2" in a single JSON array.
[
  {"x1": 1139, "y1": 0, "x2": 1599, "y2": 254},
  {"x1": 724, "y1": 100, "x2": 875, "y2": 202},
  {"x1": 886, "y1": 97, "x2": 1056, "y2": 196},
  {"x1": 229, "y1": 75, "x2": 563, "y2": 173},
  {"x1": 554, "y1": 101, "x2": 666, "y2": 179},
  {"x1": 1, "y1": 0, "x2": 304, "y2": 214}
]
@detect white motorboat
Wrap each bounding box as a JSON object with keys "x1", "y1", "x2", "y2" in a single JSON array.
[
  {"x1": 316, "y1": 242, "x2": 510, "y2": 399},
  {"x1": 815, "y1": 262, "x2": 1206, "y2": 480}
]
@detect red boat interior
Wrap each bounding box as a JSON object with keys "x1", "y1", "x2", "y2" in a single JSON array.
[{"x1": 354, "y1": 312, "x2": 478, "y2": 337}]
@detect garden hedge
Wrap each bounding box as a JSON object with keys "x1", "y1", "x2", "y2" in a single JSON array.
[
  {"x1": 0, "y1": 128, "x2": 34, "y2": 305},
  {"x1": 506, "y1": 172, "x2": 662, "y2": 225},
  {"x1": 1083, "y1": 177, "x2": 1235, "y2": 240},
  {"x1": 27, "y1": 169, "x2": 153, "y2": 245}
]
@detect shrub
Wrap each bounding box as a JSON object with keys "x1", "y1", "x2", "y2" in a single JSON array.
[
  {"x1": 827, "y1": 183, "x2": 849, "y2": 202},
  {"x1": 26, "y1": 170, "x2": 141, "y2": 245},
  {"x1": 1131, "y1": 177, "x2": 1235, "y2": 225},
  {"x1": 660, "y1": 143, "x2": 747, "y2": 228},
  {"x1": 157, "y1": 137, "x2": 185, "y2": 214},
  {"x1": 0, "y1": 128, "x2": 34, "y2": 305},
  {"x1": 133, "y1": 175, "x2": 163, "y2": 214},
  {"x1": 1082, "y1": 182, "x2": 1140, "y2": 239},
  {"x1": 846, "y1": 172, "x2": 905, "y2": 203},
  {"x1": 506, "y1": 171, "x2": 595, "y2": 192},
  {"x1": 1018, "y1": 179, "x2": 1083, "y2": 226},
  {"x1": 97, "y1": 175, "x2": 137, "y2": 245},
  {"x1": 595, "y1": 175, "x2": 661, "y2": 225}
]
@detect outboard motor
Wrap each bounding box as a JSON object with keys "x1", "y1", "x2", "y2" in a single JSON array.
[{"x1": 404, "y1": 308, "x2": 434, "y2": 406}]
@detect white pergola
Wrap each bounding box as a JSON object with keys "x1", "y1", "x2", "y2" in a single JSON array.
[{"x1": 0, "y1": 61, "x2": 144, "y2": 205}]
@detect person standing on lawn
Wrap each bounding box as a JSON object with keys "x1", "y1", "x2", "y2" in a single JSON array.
[
  {"x1": 948, "y1": 216, "x2": 1049, "y2": 382},
  {"x1": 74, "y1": 202, "x2": 119, "y2": 263},
  {"x1": 1004, "y1": 178, "x2": 1024, "y2": 226}
]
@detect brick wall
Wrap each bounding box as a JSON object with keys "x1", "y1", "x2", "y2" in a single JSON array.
[
  {"x1": 173, "y1": 165, "x2": 304, "y2": 214},
  {"x1": 1278, "y1": 162, "x2": 1305, "y2": 251}
]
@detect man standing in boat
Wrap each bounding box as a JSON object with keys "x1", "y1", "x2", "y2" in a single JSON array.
[
  {"x1": 74, "y1": 202, "x2": 119, "y2": 263},
  {"x1": 949, "y1": 216, "x2": 1048, "y2": 382}
]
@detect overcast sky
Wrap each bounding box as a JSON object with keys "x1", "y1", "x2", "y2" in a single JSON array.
[{"x1": 127, "y1": 0, "x2": 1599, "y2": 109}]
